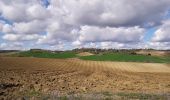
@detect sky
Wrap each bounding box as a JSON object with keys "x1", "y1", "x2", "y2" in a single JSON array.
[{"x1": 0, "y1": 0, "x2": 170, "y2": 50}]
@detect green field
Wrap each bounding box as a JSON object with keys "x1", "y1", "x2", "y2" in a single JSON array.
[
  {"x1": 80, "y1": 53, "x2": 170, "y2": 63},
  {"x1": 13, "y1": 51, "x2": 170, "y2": 63},
  {"x1": 13, "y1": 51, "x2": 77, "y2": 59}
]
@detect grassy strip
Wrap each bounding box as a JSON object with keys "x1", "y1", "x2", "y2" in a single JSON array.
[
  {"x1": 116, "y1": 92, "x2": 168, "y2": 100},
  {"x1": 12, "y1": 51, "x2": 170, "y2": 63},
  {"x1": 20, "y1": 91, "x2": 169, "y2": 100},
  {"x1": 80, "y1": 53, "x2": 170, "y2": 63},
  {"x1": 13, "y1": 51, "x2": 77, "y2": 59}
]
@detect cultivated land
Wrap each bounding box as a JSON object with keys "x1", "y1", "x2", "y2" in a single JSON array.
[
  {"x1": 0, "y1": 57, "x2": 170, "y2": 100},
  {"x1": 80, "y1": 52, "x2": 170, "y2": 63},
  {"x1": 77, "y1": 52, "x2": 94, "y2": 56},
  {"x1": 12, "y1": 50, "x2": 170, "y2": 63},
  {"x1": 13, "y1": 51, "x2": 77, "y2": 59}
]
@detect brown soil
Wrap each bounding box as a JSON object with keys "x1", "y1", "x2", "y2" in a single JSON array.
[
  {"x1": 136, "y1": 50, "x2": 166, "y2": 56},
  {"x1": 0, "y1": 52, "x2": 18, "y2": 57},
  {"x1": 77, "y1": 52, "x2": 94, "y2": 56},
  {"x1": 0, "y1": 57, "x2": 170, "y2": 99}
]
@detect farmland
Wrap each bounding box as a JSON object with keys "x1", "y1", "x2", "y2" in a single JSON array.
[
  {"x1": 0, "y1": 49, "x2": 170, "y2": 99},
  {"x1": 12, "y1": 50, "x2": 170, "y2": 63},
  {"x1": 80, "y1": 52, "x2": 170, "y2": 63},
  {"x1": 1, "y1": 0, "x2": 170, "y2": 99},
  {"x1": 13, "y1": 50, "x2": 77, "y2": 59},
  {"x1": 0, "y1": 56, "x2": 170, "y2": 99}
]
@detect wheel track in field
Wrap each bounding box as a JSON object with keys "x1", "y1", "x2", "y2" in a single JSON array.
[
  {"x1": 1, "y1": 57, "x2": 170, "y2": 96},
  {"x1": 0, "y1": 57, "x2": 170, "y2": 73}
]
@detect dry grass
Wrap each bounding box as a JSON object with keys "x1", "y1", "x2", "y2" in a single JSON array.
[
  {"x1": 136, "y1": 50, "x2": 166, "y2": 57},
  {"x1": 77, "y1": 52, "x2": 94, "y2": 56}
]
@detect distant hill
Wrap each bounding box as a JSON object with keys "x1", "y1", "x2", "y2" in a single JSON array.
[
  {"x1": 77, "y1": 52, "x2": 94, "y2": 56},
  {"x1": 0, "y1": 50, "x2": 20, "y2": 53},
  {"x1": 136, "y1": 50, "x2": 170, "y2": 57}
]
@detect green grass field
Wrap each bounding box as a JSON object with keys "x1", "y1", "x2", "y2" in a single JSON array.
[
  {"x1": 13, "y1": 51, "x2": 77, "y2": 59},
  {"x1": 80, "y1": 53, "x2": 170, "y2": 63},
  {"x1": 13, "y1": 51, "x2": 170, "y2": 63}
]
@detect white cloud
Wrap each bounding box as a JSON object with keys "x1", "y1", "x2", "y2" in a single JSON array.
[
  {"x1": 48, "y1": 43, "x2": 65, "y2": 51},
  {"x1": 0, "y1": 0, "x2": 170, "y2": 50},
  {"x1": 0, "y1": 42, "x2": 23, "y2": 50},
  {"x1": 76, "y1": 26, "x2": 145, "y2": 43},
  {"x1": 2, "y1": 34, "x2": 18, "y2": 41},
  {"x1": 0, "y1": 0, "x2": 42, "y2": 22},
  {"x1": 0, "y1": 3, "x2": 26, "y2": 22},
  {"x1": 50, "y1": 0, "x2": 170, "y2": 27},
  {"x1": 100, "y1": 42, "x2": 124, "y2": 49},
  {"x1": 13, "y1": 20, "x2": 47, "y2": 34},
  {"x1": 2, "y1": 34, "x2": 42, "y2": 41},
  {"x1": 152, "y1": 20, "x2": 170, "y2": 42},
  {"x1": 149, "y1": 20, "x2": 170, "y2": 50},
  {"x1": 148, "y1": 42, "x2": 170, "y2": 50},
  {"x1": 72, "y1": 40, "x2": 82, "y2": 47},
  {"x1": 37, "y1": 22, "x2": 79, "y2": 45},
  {"x1": 26, "y1": 4, "x2": 50, "y2": 20},
  {"x1": 0, "y1": 22, "x2": 4, "y2": 31},
  {"x1": 2, "y1": 24, "x2": 13, "y2": 33}
]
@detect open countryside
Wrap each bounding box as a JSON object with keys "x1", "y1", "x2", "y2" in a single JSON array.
[
  {"x1": 1, "y1": 0, "x2": 170, "y2": 100},
  {"x1": 0, "y1": 49, "x2": 170, "y2": 99}
]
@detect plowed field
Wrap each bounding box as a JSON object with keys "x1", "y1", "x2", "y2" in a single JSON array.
[{"x1": 0, "y1": 57, "x2": 170, "y2": 99}]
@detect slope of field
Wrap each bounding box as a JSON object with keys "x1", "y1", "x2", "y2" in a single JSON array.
[
  {"x1": 12, "y1": 51, "x2": 170, "y2": 63},
  {"x1": 80, "y1": 53, "x2": 170, "y2": 63},
  {"x1": 136, "y1": 50, "x2": 166, "y2": 56},
  {"x1": 13, "y1": 51, "x2": 77, "y2": 59},
  {"x1": 0, "y1": 57, "x2": 170, "y2": 99},
  {"x1": 77, "y1": 52, "x2": 94, "y2": 56},
  {"x1": 1, "y1": 57, "x2": 170, "y2": 73},
  {"x1": 0, "y1": 52, "x2": 19, "y2": 57}
]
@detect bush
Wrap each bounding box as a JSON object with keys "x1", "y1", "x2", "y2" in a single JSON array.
[
  {"x1": 130, "y1": 52, "x2": 137, "y2": 55},
  {"x1": 148, "y1": 53, "x2": 151, "y2": 56}
]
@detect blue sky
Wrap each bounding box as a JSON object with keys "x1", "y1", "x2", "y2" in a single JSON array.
[
  {"x1": 0, "y1": 0, "x2": 170, "y2": 50},
  {"x1": 41, "y1": 0, "x2": 50, "y2": 7},
  {"x1": 144, "y1": 28, "x2": 156, "y2": 42}
]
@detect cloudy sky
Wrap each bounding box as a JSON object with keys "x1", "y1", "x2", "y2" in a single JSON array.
[{"x1": 0, "y1": 0, "x2": 170, "y2": 50}]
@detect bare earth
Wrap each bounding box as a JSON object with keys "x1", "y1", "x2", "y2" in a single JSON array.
[
  {"x1": 0, "y1": 57, "x2": 170, "y2": 99},
  {"x1": 77, "y1": 52, "x2": 94, "y2": 56},
  {"x1": 136, "y1": 50, "x2": 167, "y2": 56}
]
